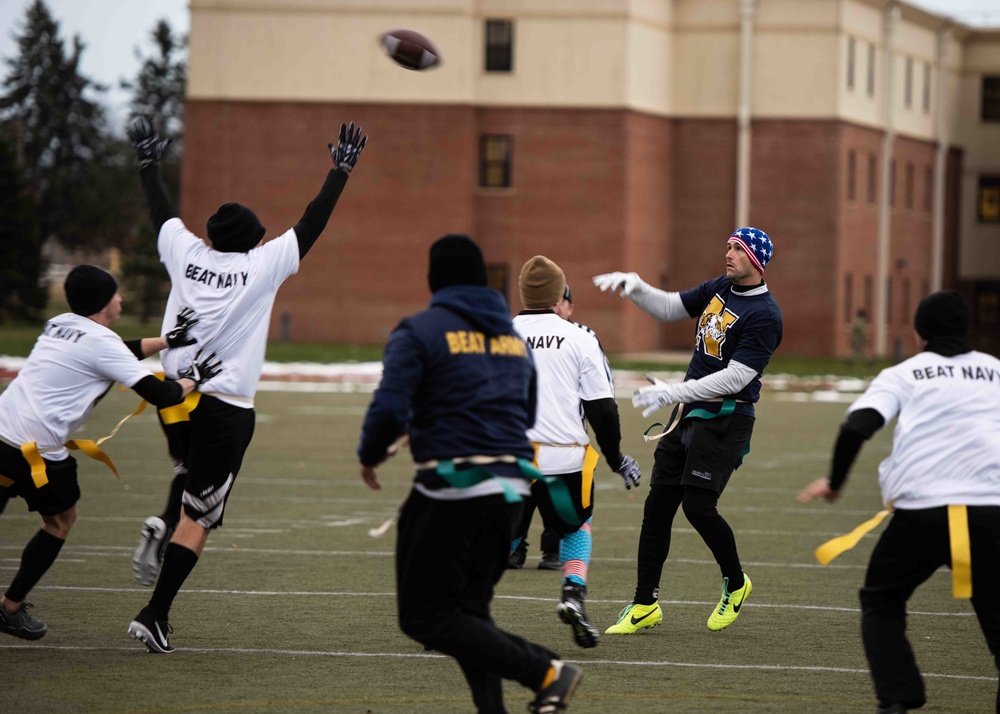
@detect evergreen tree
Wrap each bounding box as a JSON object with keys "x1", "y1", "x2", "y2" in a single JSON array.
[
  {"x1": 0, "y1": 134, "x2": 43, "y2": 322},
  {"x1": 120, "y1": 19, "x2": 187, "y2": 323},
  {"x1": 0, "y1": 0, "x2": 110, "y2": 257}
]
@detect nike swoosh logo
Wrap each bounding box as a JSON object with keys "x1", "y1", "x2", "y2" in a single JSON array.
[
  {"x1": 732, "y1": 593, "x2": 746, "y2": 613},
  {"x1": 630, "y1": 610, "x2": 657, "y2": 625},
  {"x1": 154, "y1": 622, "x2": 168, "y2": 644}
]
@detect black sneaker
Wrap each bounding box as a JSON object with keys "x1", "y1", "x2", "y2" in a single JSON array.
[
  {"x1": 128, "y1": 606, "x2": 175, "y2": 653},
  {"x1": 557, "y1": 584, "x2": 599, "y2": 648},
  {"x1": 0, "y1": 602, "x2": 47, "y2": 640},
  {"x1": 508, "y1": 542, "x2": 527, "y2": 570},
  {"x1": 528, "y1": 660, "x2": 583, "y2": 714},
  {"x1": 538, "y1": 553, "x2": 562, "y2": 571}
]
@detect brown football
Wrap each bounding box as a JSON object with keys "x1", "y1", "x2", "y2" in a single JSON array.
[{"x1": 380, "y1": 29, "x2": 442, "y2": 71}]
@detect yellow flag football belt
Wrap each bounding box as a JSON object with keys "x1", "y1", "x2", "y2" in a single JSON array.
[
  {"x1": 814, "y1": 504, "x2": 973, "y2": 599},
  {"x1": 16, "y1": 400, "x2": 150, "y2": 488}
]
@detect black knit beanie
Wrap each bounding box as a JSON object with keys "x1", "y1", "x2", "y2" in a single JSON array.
[
  {"x1": 64, "y1": 265, "x2": 118, "y2": 317},
  {"x1": 914, "y1": 290, "x2": 972, "y2": 357},
  {"x1": 206, "y1": 203, "x2": 266, "y2": 253},
  {"x1": 427, "y1": 234, "x2": 489, "y2": 293}
]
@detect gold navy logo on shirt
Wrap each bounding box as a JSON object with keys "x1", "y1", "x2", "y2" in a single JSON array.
[
  {"x1": 696, "y1": 294, "x2": 739, "y2": 360},
  {"x1": 184, "y1": 263, "x2": 248, "y2": 289},
  {"x1": 446, "y1": 331, "x2": 527, "y2": 357}
]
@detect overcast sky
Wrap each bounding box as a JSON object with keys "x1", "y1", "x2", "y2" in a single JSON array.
[{"x1": 0, "y1": 0, "x2": 998, "y2": 128}]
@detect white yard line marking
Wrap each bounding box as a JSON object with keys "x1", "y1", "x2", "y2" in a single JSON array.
[
  {"x1": 0, "y1": 643, "x2": 989, "y2": 681},
  {"x1": 23, "y1": 585, "x2": 971, "y2": 618}
]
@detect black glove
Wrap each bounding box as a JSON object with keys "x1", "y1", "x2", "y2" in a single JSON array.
[
  {"x1": 127, "y1": 114, "x2": 172, "y2": 167},
  {"x1": 178, "y1": 350, "x2": 222, "y2": 388},
  {"x1": 613, "y1": 454, "x2": 641, "y2": 490},
  {"x1": 328, "y1": 122, "x2": 368, "y2": 174},
  {"x1": 164, "y1": 307, "x2": 199, "y2": 348}
]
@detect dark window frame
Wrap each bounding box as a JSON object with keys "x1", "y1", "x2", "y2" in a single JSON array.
[
  {"x1": 904, "y1": 56, "x2": 914, "y2": 108},
  {"x1": 479, "y1": 134, "x2": 512, "y2": 188},
  {"x1": 867, "y1": 42, "x2": 876, "y2": 97},
  {"x1": 847, "y1": 36, "x2": 856, "y2": 90},
  {"x1": 982, "y1": 76, "x2": 1000, "y2": 122},
  {"x1": 922, "y1": 61, "x2": 931, "y2": 114},
  {"x1": 978, "y1": 175, "x2": 1000, "y2": 222},
  {"x1": 485, "y1": 19, "x2": 514, "y2": 73},
  {"x1": 905, "y1": 162, "x2": 914, "y2": 210},
  {"x1": 867, "y1": 153, "x2": 877, "y2": 203},
  {"x1": 847, "y1": 149, "x2": 857, "y2": 201}
]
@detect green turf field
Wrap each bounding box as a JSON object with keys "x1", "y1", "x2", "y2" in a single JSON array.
[{"x1": 0, "y1": 388, "x2": 994, "y2": 713}]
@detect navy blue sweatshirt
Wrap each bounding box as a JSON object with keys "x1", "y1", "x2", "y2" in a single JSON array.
[{"x1": 357, "y1": 285, "x2": 536, "y2": 478}]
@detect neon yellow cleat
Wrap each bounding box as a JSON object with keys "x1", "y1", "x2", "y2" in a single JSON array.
[
  {"x1": 604, "y1": 602, "x2": 662, "y2": 635},
  {"x1": 707, "y1": 574, "x2": 752, "y2": 631}
]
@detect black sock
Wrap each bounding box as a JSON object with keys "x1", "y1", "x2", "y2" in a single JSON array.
[
  {"x1": 149, "y1": 543, "x2": 198, "y2": 621},
  {"x1": 160, "y1": 473, "x2": 186, "y2": 530},
  {"x1": 5, "y1": 529, "x2": 65, "y2": 602}
]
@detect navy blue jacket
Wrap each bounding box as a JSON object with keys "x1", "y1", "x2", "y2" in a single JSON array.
[{"x1": 357, "y1": 285, "x2": 536, "y2": 476}]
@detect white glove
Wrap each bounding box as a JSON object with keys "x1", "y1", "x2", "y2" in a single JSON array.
[
  {"x1": 593, "y1": 272, "x2": 641, "y2": 298},
  {"x1": 632, "y1": 380, "x2": 677, "y2": 418}
]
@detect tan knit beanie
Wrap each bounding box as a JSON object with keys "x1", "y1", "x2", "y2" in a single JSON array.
[{"x1": 519, "y1": 255, "x2": 566, "y2": 309}]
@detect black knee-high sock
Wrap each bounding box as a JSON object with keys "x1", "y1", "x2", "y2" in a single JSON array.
[
  {"x1": 682, "y1": 487, "x2": 743, "y2": 589},
  {"x1": 5, "y1": 529, "x2": 64, "y2": 603},
  {"x1": 149, "y1": 543, "x2": 198, "y2": 621},
  {"x1": 160, "y1": 473, "x2": 186, "y2": 530},
  {"x1": 634, "y1": 484, "x2": 684, "y2": 605}
]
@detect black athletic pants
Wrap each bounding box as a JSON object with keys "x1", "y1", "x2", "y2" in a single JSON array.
[
  {"x1": 396, "y1": 489, "x2": 558, "y2": 714},
  {"x1": 860, "y1": 506, "x2": 1000, "y2": 712}
]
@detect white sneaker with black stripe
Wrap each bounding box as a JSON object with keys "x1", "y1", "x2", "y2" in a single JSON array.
[
  {"x1": 128, "y1": 606, "x2": 174, "y2": 653},
  {"x1": 132, "y1": 516, "x2": 169, "y2": 586}
]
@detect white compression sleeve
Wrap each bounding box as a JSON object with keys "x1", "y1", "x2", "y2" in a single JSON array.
[
  {"x1": 629, "y1": 282, "x2": 690, "y2": 322},
  {"x1": 668, "y1": 360, "x2": 758, "y2": 403}
]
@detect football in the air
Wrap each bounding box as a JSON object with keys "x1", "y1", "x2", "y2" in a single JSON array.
[{"x1": 380, "y1": 29, "x2": 441, "y2": 71}]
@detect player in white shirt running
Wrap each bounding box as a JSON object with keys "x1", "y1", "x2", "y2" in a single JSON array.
[
  {"x1": 799, "y1": 291, "x2": 1000, "y2": 714},
  {"x1": 122, "y1": 116, "x2": 367, "y2": 653},
  {"x1": 514, "y1": 256, "x2": 641, "y2": 648},
  {"x1": 0, "y1": 265, "x2": 217, "y2": 641}
]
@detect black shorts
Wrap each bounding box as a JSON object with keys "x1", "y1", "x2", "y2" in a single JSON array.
[
  {"x1": 531, "y1": 469, "x2": 594, "y2": 537},
  {"x1": 0, "y1": 441, "x2": 80, "y2": 516},
  {"x1": 650, "y1": 413, "x2": 754, "y2": 494},
  {"x1": 181, "y1": 394, "x2": 255, "y2": 529}
]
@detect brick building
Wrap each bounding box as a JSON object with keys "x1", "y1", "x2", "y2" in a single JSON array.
[{"x1": 182, "y1": 0, "x2": 1000, "y2": 357}]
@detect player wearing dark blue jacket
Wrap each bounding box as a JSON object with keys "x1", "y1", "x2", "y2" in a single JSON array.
[
  {"x1": 358, "y1": 235, "x2": 582, "y2": 714},
  {"x1": 594, "y1": 227, "x2": 782, "y2": 635}
]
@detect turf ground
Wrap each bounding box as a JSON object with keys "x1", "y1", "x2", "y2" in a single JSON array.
[{"x1": 0, "y1": 387, "x2": 995, "y2": 713}]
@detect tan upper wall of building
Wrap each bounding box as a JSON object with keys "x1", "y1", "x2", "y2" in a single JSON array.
[{"x1": 188, "y1": 0, "x2": 995, "y2": 140}]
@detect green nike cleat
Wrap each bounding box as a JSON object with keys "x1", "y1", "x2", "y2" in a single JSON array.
[
  {"x1": 707, "y1": 573, "x2": 752, "y2": 632},
  {"x1": 604, "y1": 602, "x2": 662, "y2": 635}
]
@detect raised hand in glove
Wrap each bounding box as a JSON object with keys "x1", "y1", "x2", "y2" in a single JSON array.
[
  {"x1": 328, "y1": 121, "x2": 368, "y2": 174},
  {"x1": 592, "y1": 272, "x2": 642, "y2": 298},
  {"x1": 632, "y1": 377, "x2": 677, "y2": 418},
  {"x1": 613, "y1": 454, "x2": 642, "y2": 490},
  {"x1": 126, "y1": 114, "x2": 172, "y2": 167},
  {"x1": 178, "y1": 350, "x2": 223, "y2": 388},
  {"x1": 164, "y1": 307, "x2": 199, "y2": 348}
]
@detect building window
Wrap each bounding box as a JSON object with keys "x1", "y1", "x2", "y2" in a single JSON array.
[
  {"x1": 845, "y1": 273, "x2": 853, "y2": 323},
  {"x1": 889, "y1": 159, "x2": 896, "y2": 206},
  {"x1": 979, "y1": 175, "x2": 1000, "y2": 222},
  {"x1": 982, "y1": 76, "x2": 1000, "y2": 121},
  {"x1": 485, "y1": 19, "x2": 514, "y2": 73},
  {"x1": 867, "y1": 43, "x2": 876, "y2": 97},
  {"x1": 924, "y1": 165, "x2": 934, "y2": 212},
  {"x1": 479, "y1": 135, "x2": 512, "y2": 188},
  {"x1": 975, "y1": 285, "x2": 1000, "y2": 330},
  {"x1": 922, "y1": 62, "x2": 931, "y2": 113},
  {"x1": 847, "y1": 36, "x2": 856, "y2": 90},
  {"x1": 904, "y1": 57, "x2": 914, "y2": 108},
  {"x1": 847, "y1": 150, "x2": 857, "y2": 200},
  {"x1": 864, "y1": 275, "x2": 874, "y2": 317},
  {"x1": 868, "y1": 153, "x2": 877, "y2": 203},
  {"x1": 905, "y1": 162, "x2": 914, "y2": 210},
  {"x1": 486, "y1": 263, "x2": 509, "y2": 300}
]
